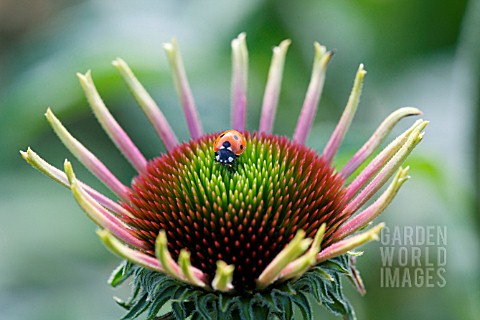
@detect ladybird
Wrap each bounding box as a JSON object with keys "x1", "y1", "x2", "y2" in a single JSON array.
[{"x1": 213, "y1": 130, "x2": 246, "y2": 166}]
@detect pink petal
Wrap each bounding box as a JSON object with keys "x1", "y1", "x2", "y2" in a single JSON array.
[
  {"x1": 259, "y1": 40, "x2": 291, "y2": 134},
  {"x1": 322, "y1": 64, "x2": 366, "y2": 163},
  {"x1": 164, "y1": 39, "x2": 203, "y2": 140},
  {"x1": 231, "y1": 33, "x2": 249, "y2": 132},
  {"x1": 46, "y1": 108, "x2": 130, "y2": 201},
  {"x1": 293, "y1": 43, "x2": 333, "y2": 145},
  {"x1": 113, "y1": 58, "x2": 179, "y2": 152},
  {"x1": 77, "y1": 71, "x2": 147, "y2": 173}
]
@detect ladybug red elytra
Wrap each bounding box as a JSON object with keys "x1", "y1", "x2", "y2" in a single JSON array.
[{"x1": 213, "y1": 130, "x2": 246, "y2": 166}]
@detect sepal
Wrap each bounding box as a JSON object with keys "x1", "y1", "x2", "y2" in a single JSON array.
[{"x1": 110, "y1": 254, "x2": 359, "y2": 320}]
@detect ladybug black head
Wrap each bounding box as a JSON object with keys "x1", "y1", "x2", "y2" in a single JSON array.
[{"x1": 214, "y1": 148, "x2": 236, "y2": 167}]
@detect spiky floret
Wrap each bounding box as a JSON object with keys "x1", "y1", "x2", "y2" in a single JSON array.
[{"x1": 122, "y1": 132, "x2": 346, "y2": 291}]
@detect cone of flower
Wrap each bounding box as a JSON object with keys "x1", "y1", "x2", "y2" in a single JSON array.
[{"x1": 21, "y1": 33, "x2": 427, "y2": 320}]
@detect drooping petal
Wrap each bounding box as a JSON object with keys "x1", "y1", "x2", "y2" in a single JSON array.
[
  {"x1": 343, "y1": 121, "x2": 427, "y2": 216},
  {"x1": 334, "y1": 167, "x2": 410, "y2": 240},
  {"x1": 21, "y1": 147, "x2": 133, "y2": 218},
  {"x1": 97, "y1": 229, "x2": 165, "y2": 273},
  {"x1": 255, "y1": 230, "x2": 312, "y2": 290},
  {"x1": 316, "y1": 223, "x2": 385, "y2": 263},
  {"x1": 259, "y1": 39, "x2": 291, "y2": 134},
  {"x1": 322, "y1": 64, "x2": 366, "y2": 163},
  {"x1": 155, "y1": 230, "x2": 185, "y2": 282},
  {"x1": 340, "y1": 107, "x2": 422, "y2": 178},
  {"x1": 178, "y1": 249, "x2": 207, "y2": 287},
  {"x1": 46, "y1": 108, "x2": 130, "y2": 201},
  {"x1": 293, "y1": 43, "x2": 333, "y2": 145},
  {"x1": 113, "y1": 58, "x2": 179, "y2": 151},
  {"x1": 64, "y1": 160, "x2": 146, "y2": 249},
  {"x1": 231, "y1": 32, "x2": 249, "y2": 132},
  {"x1": 345, "y1": 119, "x2": 424, "y2": 200},
  {"x1": 163, "y1": 39, "x2": 203, "y2": 139},
  {"x1": 212, "y1": 260, "x2": 235, "y2": 293},
  {"x1": 279, "y1": 223, "x2": 326, "y2": 281},
  {"x1": 77, "y1": 71, "x2": 147, "y2": 173}
]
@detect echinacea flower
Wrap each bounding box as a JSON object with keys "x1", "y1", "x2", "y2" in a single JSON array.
[{"x1": 22, "y1": 33, "x2": 427, "y2": 320}]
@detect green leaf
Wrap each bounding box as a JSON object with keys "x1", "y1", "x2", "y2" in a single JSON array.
[
  {"x1": 254, "y1": 292, "x2": 282, "y2": 315},
  {"x1": 303, "y1": 273, "x2": 324, "y2": 303},
  {"x1": 195, "y1": 293, "x2": 216, "y2": 319},
  {"x1": 172, "y1": 301, "x2": 195, "y2": 320},
  {"x1": 190, "y1": 311, "x2": 202, "y2": 320},
  {"x1": 218, "y1": 293, "x2": 240, "y2": 317},
  {"x1": 120, "y1": 292, "x2": 150, "y2": 320},
  {"x1": 282, "y1": 294, "x2": 293, "y2": 320},
  {"x1": 114, "y1": 296, "x2": 132, "y2": 310},
  {"x1": 320, "y1": 256, "x2": 350, "y2": 274},
  {"x1": 251, "y1": 303, "x2": 270, "y2": 319},
  {"x1": 292, "y1": 291, "x2": 312, "y2": 320},
  {"x1": 236, "y1": 297, "x2": 253, "y2": 320},
  {"x1": 146, "y1": 285, "x2": 181, "y2": 320},
  {"x1": 109, "y1": 261, "x2": 135, "y2": 287},
  {"x1": 112, "y1": 255, "x2": 358, "y2": 319}
]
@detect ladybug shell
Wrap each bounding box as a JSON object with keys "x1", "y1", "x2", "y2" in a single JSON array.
[
  {"x1": 213, "y1": 130, "x2": 246, "y2": 155},
  {"x1": 213, "y1": 130, "x2": 246, "y2": 166}
]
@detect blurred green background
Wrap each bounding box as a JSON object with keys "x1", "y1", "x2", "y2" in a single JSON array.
[{"x1": 1, "y1": 0, "x2": 479, "y2": 319}]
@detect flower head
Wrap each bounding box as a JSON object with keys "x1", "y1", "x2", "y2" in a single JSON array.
[{"x1": 22, "y1": 33, "x2": 426, "y2": 319}]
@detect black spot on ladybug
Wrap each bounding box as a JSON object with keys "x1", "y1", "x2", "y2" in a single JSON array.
[
  {"x1": 223, "y1": 141, "x2": 231, "y2": 148},
  {"x1": 220, "y1": 133, "x2": 225, "y2": 138},
  {"x1": 234, "y1": 135, "x2": 239, "y2": 140},
  {"x1": 240, "y1": 144, "x2": 243, "y2": 149}
]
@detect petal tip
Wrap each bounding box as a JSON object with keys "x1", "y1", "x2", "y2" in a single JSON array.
[
  {"x1": 44, "y1": 107, "x2": 53, "y2": 118},
  {"x1": 111, "y1": 58, "x2": 125, "y2": 68},
  {"x1": 237, "y1": 32, "x2": 246, "y2": 40},
  {"x1": 96, "y1": 228, "x2": 109, "y2": 239},
  {"x1": 371, "y1": 222, "x2": 386, "y2": 239},
  {"x1": 279, "y1": 39, "x2": 292, "y2": 48},
  {"x1": 63, "y1": 159, "x2": 75, "y2": 184},
  {"x1": 163, "y1": 39, "x2": 175, "y2": 52},
  {"x1": 407, "y1": 107, "x2": 423, "y2": 115},
  {"x1": 20, "y1": 149, "x2": 29, "y2": 160},
  {"x1": 358, "y1": 63, "x2": 367, "y2": 76}
]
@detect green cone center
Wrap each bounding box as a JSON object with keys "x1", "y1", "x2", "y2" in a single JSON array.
[{"x1": 122, "y1": 132, "x2": 346, "y2": 291}]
